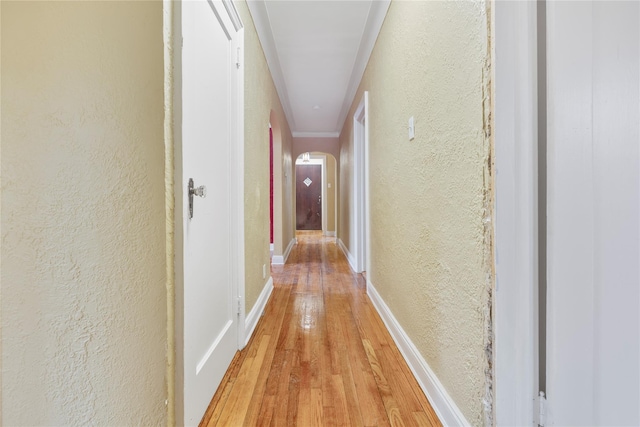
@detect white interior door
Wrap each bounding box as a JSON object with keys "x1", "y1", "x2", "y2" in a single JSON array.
[
  {"x1": 181, "y1": 0, "x2": 241, "y2": 424},
  {"x1": 546, "y1": 2, "x2": 640, "y2": 425}
]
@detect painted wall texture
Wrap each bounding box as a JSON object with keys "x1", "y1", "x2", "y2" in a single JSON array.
[
  {"x1": 238, "y1": 1, "x2": 294, "y2": 312},
  {"x1": 338, "y1": 1, "x2": 493, "y2": 425},
  {"x1": 1, "y1": 1, "x2": 167, "y2": 424}
]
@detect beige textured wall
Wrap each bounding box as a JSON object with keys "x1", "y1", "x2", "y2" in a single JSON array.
[
  {"x1": 1, "y1": 1, "x2": 167, "y2": 425},
  {"x1": 0, "y1": 2, "x2": 4, "y2": 420},
  {"x1": 338, "y1": 1, "x2": 493, "y2": 425},
  {"x1": 238, "y1": 1, "x2": 294, "y2": 311}
]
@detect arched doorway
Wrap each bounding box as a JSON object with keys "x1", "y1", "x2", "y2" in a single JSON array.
[
  {"x1": 269, "y1": 111, "x2": 295, "y2": 265},
  {"x1": 294, "y1": 152, "x2": 337, "y2": 237}
]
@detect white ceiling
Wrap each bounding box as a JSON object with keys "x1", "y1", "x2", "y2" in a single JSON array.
[{"x1": 246, "y1": 0, "x2": 390, "y2": 137}]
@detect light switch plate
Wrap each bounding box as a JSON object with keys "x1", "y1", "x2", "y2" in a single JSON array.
[{"x1": 409, "y1": 116, "x2": 415, "y2": 140}]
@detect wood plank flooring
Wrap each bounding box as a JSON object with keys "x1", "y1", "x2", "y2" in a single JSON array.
[{"x1": 200, "y1": 231, "x2": 441, "y2": 427}]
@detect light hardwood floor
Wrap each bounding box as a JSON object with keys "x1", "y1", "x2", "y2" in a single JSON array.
[{"x1": 200, "y1": 231, "x2": 441, "y2": 427}]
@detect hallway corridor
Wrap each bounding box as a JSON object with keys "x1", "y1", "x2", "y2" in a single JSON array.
[{"x1": 201, "y1": 232, "x2": 441, "y2": 427}]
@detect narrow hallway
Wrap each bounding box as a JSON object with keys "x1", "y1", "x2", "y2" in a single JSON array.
[{"x1": 201, "y1": 232, "x2": 441, "y2": 426}]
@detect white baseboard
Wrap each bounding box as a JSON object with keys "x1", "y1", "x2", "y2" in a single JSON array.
[
  {"x1": 337, "y1": 238, "x2": 357, "y2": 272},
  {"x1": 271, "y1": 237, "x2": 296, "y2": 265},
  {"x1": 367, "y1": 280, "x2": 470, "y2": 427},
  {"x1": 243, "y1": 276, "x2": 273, "y2": 346},
  {"x1": 324, "y1": 230, "x2": 336, "y2": 237}
]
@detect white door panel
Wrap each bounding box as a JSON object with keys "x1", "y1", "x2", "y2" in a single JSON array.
[
  {"x1": 181, "y1": 0, "x2": 240, "y2": 424},
  {"x1": 546, "y1": 2, "x2": 640, "y2": 425}
]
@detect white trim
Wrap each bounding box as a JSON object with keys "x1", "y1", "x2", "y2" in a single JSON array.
[
  {"x1": 233, "y1": 26, "x2": 246, "y2": 351},
  {"x1": 319, "y1": 154, "x2": 328, "y2": 234},
  {"x1": 220, "y1": 0, "x2": 243, "y2": 32},
  {"x1": 366, "y1": 280, "x2": 470, "y2": 427},
  {"x1": 494, "y1": 2, "x2": 539, "y2": 425},
  {"x1": 271, "y1": 237, "x2": 296, "y2": 265},
  {"x1": 352, "y1": 92, "x2": 370, "y2": 273},
  {"x1": 292, "y1": 131, "x2": 340, "y2": 138},
  {"x1": 243, "y1": 277, "x2": 273, "y2": 347},
  {"x1": 333, "y1": 156, "x2": 338, "y2": 238},
  {"x1": 337, "y1": 238, "x2": 357, "y2": 272},
  {"x1": 324, "y1": 231, "x2": 336, "y2": 237}
]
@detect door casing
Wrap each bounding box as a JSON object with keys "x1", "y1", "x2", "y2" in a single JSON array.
[
  {"x1": 494, "y1": 2, "x2": 640, "y2": 425},
  {"x1": 493, "y1": 2, "x2": 539, "y2": 425},
  {"x1": 353, "y1": 91, "x2": 370, "y2": 274}
]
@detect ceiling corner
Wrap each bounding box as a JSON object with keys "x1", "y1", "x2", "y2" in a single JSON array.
[
  {"x1": 333, "y1": 0, "x2": 391, "y2": 133},
  {"x1": 245, "y1": 0, "x2": 297, "y2": 131}
]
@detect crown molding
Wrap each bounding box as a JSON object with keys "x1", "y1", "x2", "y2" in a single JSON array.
[
  {"x1": 222, "y1": 0, "x2": 243, "y2": 31},
  {"x1": 292, "y1": 131, "x2": 340, "y2": 139},
  {"x1": 334, "y1": 0, "x2": 390, "y2": 132},
  {"x1": 246, "y1": 0, "x2": 297, "y2": 130},
  {"x1": 247, "y1": 0, "x2": 390, "y2": 136}
]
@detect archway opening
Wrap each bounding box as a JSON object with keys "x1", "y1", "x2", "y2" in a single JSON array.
[{"x1": 294, "y1": 152, "x2": 337, "y2": 237}]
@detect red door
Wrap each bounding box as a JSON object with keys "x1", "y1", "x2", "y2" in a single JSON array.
[{"x1": 296, "y1": 164, "x2": 322, "y2": 230}]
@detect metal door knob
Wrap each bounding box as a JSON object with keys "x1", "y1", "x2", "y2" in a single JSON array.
[
  {"x1": 188, "y1": 178, "x2": 207, "y2": 219},
  {"x1": 192, "y1": 185, "x2": 207, "y2": 198}
]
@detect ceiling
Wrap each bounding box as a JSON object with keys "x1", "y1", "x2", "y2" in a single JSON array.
[{"x1": 246, "y1": 0, "x2": 390, "y2": 137}]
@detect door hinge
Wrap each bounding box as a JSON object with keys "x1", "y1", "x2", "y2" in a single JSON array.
[
  {"x1": 236, "y1": 47, "x2": 241, "y2": 69},
  {"x1": 237, "y1": 296, "x2": 242, "y2": 316},
  {"x1": 535, "y1": 391, "x2": 547, "y2": 427}
]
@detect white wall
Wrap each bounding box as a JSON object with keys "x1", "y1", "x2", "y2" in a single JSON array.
[{"x1": 2, "y1": 2, "x2": 167, "y2": 424}]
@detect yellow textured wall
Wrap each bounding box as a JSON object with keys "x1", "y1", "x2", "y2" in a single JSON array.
[
  {"x1": 1, "y1": 1, "x2": 167, "y2": 424},
  {"x1": 238, "y1": 1, "x2": 294, "y2": 311},
  {"x1": 338, "y1": 1, "x2": 493, "y2": 425}
]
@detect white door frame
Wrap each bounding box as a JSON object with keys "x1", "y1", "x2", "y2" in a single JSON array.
[
  {"x1": 316, "y1": 154, "x2": 328, "y2": 235},
  {"x1": 493, "y1": 2, "x2": 539, "y2": 425},
  {"x1": 227, "y1": 0, "x2": 246, "y2": 351},
  {"x1": 168, "y1": 0, "x2": 245, "y2": 422},
  {"x1": 353, "y1": 92, "x2": 370, "y2": 274}
]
